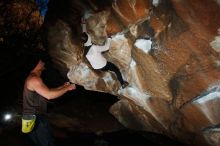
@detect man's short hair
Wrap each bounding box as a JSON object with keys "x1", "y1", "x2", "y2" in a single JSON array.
[{"x1": 26, "y1": 50, "x2": 51, "y2": 72}]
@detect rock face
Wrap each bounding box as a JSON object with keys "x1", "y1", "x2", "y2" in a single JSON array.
[{"x1": 46, "y1": 0, "x2": 220, "y2": 145}]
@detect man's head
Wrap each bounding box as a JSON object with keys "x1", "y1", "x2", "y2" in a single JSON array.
[{"x1": 26, "y1": 50, "x2": 51, "y2": 72}]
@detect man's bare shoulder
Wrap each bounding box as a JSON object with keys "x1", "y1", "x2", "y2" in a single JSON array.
[{"x1": 27, "y1": 73, "x2": 41, "y2": 81}]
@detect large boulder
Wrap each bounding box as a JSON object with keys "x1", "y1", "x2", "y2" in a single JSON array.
[{"x1": 46, "y1": 0, "x2": 220, "y2": 145}]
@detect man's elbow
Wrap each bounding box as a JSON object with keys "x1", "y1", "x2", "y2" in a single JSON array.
[{"x1": 43, "y1": 94, "x2": 56, "y2": 100}]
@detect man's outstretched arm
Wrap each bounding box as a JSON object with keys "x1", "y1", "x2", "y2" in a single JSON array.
[{"x1": 27, "y1": 76, "x2": 76, "y2": 100}]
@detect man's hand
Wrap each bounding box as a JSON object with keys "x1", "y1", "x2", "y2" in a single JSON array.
[{"x1": 63, "y1": 82, "x2": 76, "y2": 91}]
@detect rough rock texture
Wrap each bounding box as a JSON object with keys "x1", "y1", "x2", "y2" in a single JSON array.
[{"x1": 46, "y1": 0, "x2": 220, "y2": 145}]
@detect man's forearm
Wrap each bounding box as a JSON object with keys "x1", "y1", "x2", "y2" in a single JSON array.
[
  {"x1": 45, "y1": 83, "x2": 75, "y2": 100},
  {"x1": 46, "y1": 87, "x2": 69, "y2": 100}
]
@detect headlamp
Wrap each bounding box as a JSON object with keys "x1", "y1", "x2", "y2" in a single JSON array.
[{"x1": 4, "y1": 113, "x2": 12, "y2": 121}]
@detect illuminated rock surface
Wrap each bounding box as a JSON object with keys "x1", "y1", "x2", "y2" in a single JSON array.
[
  {"x1": 45, "y1": 0, "x2": 220, "y2": 145},
  {"x1": 1, "y1": 0, "x2": 220, "y2": 145}
]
